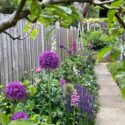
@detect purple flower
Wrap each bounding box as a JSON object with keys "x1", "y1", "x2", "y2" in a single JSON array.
[
  {"x1": 35, "y1": 67, "x2": 42, "y2": 73},
  {"x1": 10, "y1": 112, "x2": 29, "y2": 121},
  {"x1": 60, "y1": 77, "x2": 66, "y2": 87},
  {"x1": 71, "y1": 89, "x2": 80, "y2": 106},
  {"x1": 59, "y1": 44, "x2": 65, "y2": 49},
  {"x1": 39, "y1": 50, "x2": 60, "y2": 70},
  {"x1": 74, "y1": 85, "x2": 95, "y2": 116},
  {"x1": 71, "y1": 41, "x2": 77, "y2": 55},
  {"x1": 5, "y1": 81, "x2": 26, "y2": 100}
]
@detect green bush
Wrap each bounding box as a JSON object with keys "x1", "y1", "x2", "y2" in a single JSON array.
[{"x1": 83, "y1": 30, "x2": 116, "y2": 51}]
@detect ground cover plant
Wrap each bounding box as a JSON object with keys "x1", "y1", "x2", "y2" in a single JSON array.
[
  {"x1": 83, "y1": 30, "x2": 117, "y2": 51},
  {"x1": 108, "y1": 61, "x2": 125, "y2": 99},
  {"x1": 0, "y1": 41, "x2": 99, "y2": 125}
]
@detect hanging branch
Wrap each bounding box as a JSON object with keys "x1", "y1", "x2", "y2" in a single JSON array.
[
  {"x1": 0, "y1": 0, "x2": 118, "y2": 33},
  {"x1": 0, "y1": 0, "x2": 29, "y2": 33},
  {"x1": 3, "y1": 30, "x2": 33, "y2": 40},
  {"x1": 115, "y1": 13, "x2": 125, "y2": 29},
  {"x1": 3, "y1": 25, "x2": 35, "y2": 40}
]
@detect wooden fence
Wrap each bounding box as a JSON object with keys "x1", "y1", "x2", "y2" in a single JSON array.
[{"x1": 0, "y1": 14, "x2": 80, "y2": 85}]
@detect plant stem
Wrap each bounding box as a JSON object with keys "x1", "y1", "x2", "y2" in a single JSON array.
[
  {"x1": 48, "y1": 69, "x2": 52, "y2": 124},
  {"x1": 73, "y1": 108, "x2": 75, "y2": 125}
]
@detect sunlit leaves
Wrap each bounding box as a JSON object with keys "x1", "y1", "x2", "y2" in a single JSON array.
[
  {"x1": 97, "y1": 46, "x2": 113, "y2": 63},
  {"x1": 8, "y1": 120, "x2": 35, "y2": 125},
  {"x1": 29, "y1": 3, "x2": 82, "y2": 28},
  {"x1": 0, "y1": 112, "x2": 10, "y2": 125},
  {"x1": 107, "y1": 0, "x2": 124, "y2": 27},
  {"x1": 31, "y1": 0, "x2": 41, "y2": 16}
]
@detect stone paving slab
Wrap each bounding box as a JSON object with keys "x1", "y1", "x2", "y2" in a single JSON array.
[
  {"x1": 95, "y1": 63, "x2": 125, "y2": 125},
  {"x1": 99, "y1": 85, "x2": 121, "y2": 96}
]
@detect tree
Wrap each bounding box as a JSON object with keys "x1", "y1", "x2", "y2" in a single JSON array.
[{"x1": 0, "y1": 0, "x2": 124, "y2": 39}]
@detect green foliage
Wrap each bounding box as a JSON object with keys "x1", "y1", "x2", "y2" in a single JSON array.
[
  {"x1": 8, "y1": 120, "x2": 35, "y2": 125},
  {"x1": 107, "y1": 0, "x2": 124, "y2": 28},
  {"x1": 29, "y1": 4, "x2": 82, "y2": 28},
  {"x1": 0, "y1": 0, "x2": 18, "y2": 14},
  {"x1": 107, "y1": 61, "x2": 125, "y2": 99},
  {"x1": 97, "y1": 46, "x2": 121, "y2": 63},
  {"x1": 54, "y1": 50, "x2": 98, "y2": 95},
  {"x1": 87, "y1": 5, "x2": 99, "y2": 18},
  {"x1": 0, "y1": 49, "x2": 99, "y2": 125},
  {"x1": 83, "y1": 30, "x2": 117, "y2": 51}
]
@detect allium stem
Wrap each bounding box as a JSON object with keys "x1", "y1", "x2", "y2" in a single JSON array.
[
  {"x1": 73, "y1": 108, "x2": 75, "y2": 125},
  {"x1": 48, "y1": 69, "x2": 52, "y2": 124}
]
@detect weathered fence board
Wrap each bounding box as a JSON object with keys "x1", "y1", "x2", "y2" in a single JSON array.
[{"x1": 0, "y1": 14, "x2": 79, "y2": 85}]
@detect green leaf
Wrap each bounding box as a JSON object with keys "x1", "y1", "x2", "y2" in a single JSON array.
[
  {"x1": 121, "y1": 87, "x2": 125, "y2": 99},
  {"x1": 8, "y1": 120, "x2": 35, "y2": 125},
  {"x1": 28, "y1": 85, "x2": 37, "y2": 96},
  {"x1": 30, "y1": 29, "x2": 38, "y2": 39},
  {"x1": 23, "y1": 23, "x2": 30, "y2": 33},
  {"x1": 111, "y1": 0, "x2": 124, "y2": 7},
  {"x1": 111, "y1": 49, "x2": 121, "y2": 61},
  {"x1": 23, "y1": 80, "x2": 30, "y2": 86},
  {"x1": 97, "y1": 46, "x2": 113, "y2": 63},
  {"x1": 107, "y1": 10, "x2": 116, "y2": 27},
  {"x1": 0, "y1": 112, "x2": 10, "y2": 125},
  {"x1": 31, "y1": 0, "x2": 41, "y2": 16},
  {"x1": 50, "y1": 5, "x2": 72, "y2": 15},
  {"x1": 28, "y1": 14, "x2": 37, "y2": 21},
  {"x1": 107, "y1": 0, "x2": 124, "y2": 27}
]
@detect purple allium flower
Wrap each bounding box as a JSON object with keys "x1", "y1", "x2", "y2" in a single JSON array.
[
  {"x1": 60, "y1": 77, "x2": 66, "y2": 87},
  {"x1": 5, "y1": 81, "x2": 26, "y2": 100},
  {"x1": 39, "y1": 50, "x2": 60, "y2": 70},
  {"x1": 10, "y1": 112, "x2": 29, "y2": 121},
  {"x1": 71, "y1": 41, "x2": 77, "y2": 55},
  {"x1": 71, "y1": 89, "x2": 80, "y2": 106}
]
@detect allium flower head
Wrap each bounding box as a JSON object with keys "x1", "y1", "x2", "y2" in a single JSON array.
[
  {"x1": 60, "y1": 77, "x2": 66, "y2": 87},
  {"x1": 5, "y1": 81, "x2": 26, "y2": 100},
  {"x1": 35, "y1": 67, "x2": 42, "y2": 73},
  {"x1": 10, "y1": 112, "x2": 29, "y2": 121},
  {"x1": 39, "y1": 50, "x2": 60, "y2": 70}
]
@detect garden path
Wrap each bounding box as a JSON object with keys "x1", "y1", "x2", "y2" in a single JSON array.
[{"x1": 95, "y1": 63, "x2": 125, "y2": 125}]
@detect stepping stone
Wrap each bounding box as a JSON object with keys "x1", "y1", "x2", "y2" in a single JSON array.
[{"x1": 95, "y1": 63, "x2": 125, "y2": 125}]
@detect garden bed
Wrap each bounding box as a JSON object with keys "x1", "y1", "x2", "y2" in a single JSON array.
[{"x1": 0, "y1": 49, "x2": 99, "y2": 125}]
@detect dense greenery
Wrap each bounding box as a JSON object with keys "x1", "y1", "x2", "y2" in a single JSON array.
[
  {"x1": 0, "y1": 48, "x2": 99, "y2": 125},
  {"x1": 108, "y1": 61, "x2": 125, "y2": 99},
  {"x1": 0, "y1": 0, "x2": 17, "y2": 14},
  {"x1": 83, "y1": 30, "x2": 117, "y2": 51}
]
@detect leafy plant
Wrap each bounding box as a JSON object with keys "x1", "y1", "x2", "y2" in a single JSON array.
[
  {"x1": 83, "y1": 30, "x2": 117, "y2": 51},
  {"x1": 107, "y1": 61, "x2": 125, "y2": 99}
]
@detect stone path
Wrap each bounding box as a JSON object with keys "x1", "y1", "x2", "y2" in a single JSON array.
[{"x1": 95, "y1": 63, "x2": 125, "y2": 125}]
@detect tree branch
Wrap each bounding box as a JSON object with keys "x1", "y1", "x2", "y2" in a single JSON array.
[
  {"x1": 115, "y1": 13, "x2": 125, "y2": 29},
  {"x1": 3, "y1": 25, "x2": 34, "y2": 40},
  {"x1": 0, "y1": 0, "x2": 117, "y2": 33},
  {"x1": 39, "y1": 0, "x2": 116, "y2": 7},
  {"x1": 0, "y1": 0, "x2": 29, "y2": 33},
  {"x1": 93, "y1": 0, "x2": 117, "y2": 5}
]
